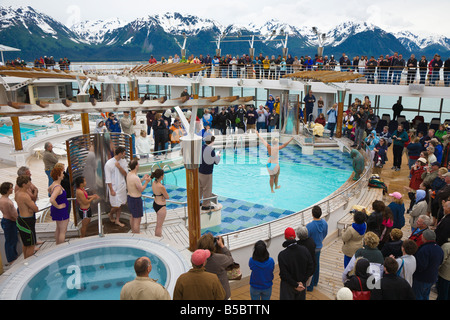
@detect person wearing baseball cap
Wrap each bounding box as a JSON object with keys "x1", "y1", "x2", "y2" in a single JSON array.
[
  {"x1": 173, "y1": 249, "x2": 226, "y2": 300},
  {"x1": 278, "y1": 227, "x2": 314, "y2": 300}
]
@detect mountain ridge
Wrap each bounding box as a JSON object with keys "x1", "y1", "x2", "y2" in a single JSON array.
[{"x1": 1, "y1": 5, "x2": 449, "y2": 62}]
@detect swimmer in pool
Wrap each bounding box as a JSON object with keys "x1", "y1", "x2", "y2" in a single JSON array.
[{"x1": 256, "y1": 131, "x2": 293, "y2": 193}]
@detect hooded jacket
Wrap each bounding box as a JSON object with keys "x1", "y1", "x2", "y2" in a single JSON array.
[
  {"x1": 249, "y1": 257, "x2": 275, "y2": 290},
  {"x1": 94, "y1": 119, "x2": 106, "y2": 134},
  {"x1": 306, "y1": 219, "x2": 328, "y2": 249},
  {"x1": 342, "y1": 222, "x2": 367, "y2": 257}
]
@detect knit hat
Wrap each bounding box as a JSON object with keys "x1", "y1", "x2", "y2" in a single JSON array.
[
  {"x1": 336, "y1": 287, "x2": 353, "y2": 300},
  {"x1": 191, "y1": 249, "x2": 211, "y2": 266},
  {"x1": 284, "y1": 227, "x2": 296, "y2": 240}
]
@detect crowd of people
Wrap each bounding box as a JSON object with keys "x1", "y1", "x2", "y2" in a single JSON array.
[
  {"x1": 147, "y1": 51, "x2": 450, "y2": 86},
  {"x1": 32, "y1": 56, "x2": 71, "y2": 70}
]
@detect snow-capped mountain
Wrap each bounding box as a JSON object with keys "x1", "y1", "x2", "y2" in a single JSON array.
[
  {"x1": 1, "y1": 5, "x2": 449, "y2": 62},
  {"x1": 0, "y1": 5, "x2": 73, "y2": 38},
  {"x1": 70, "y1": 18, "x2": 127, "y2": 45},
  {"x1": 394, "y1": 30, "x2": 450, "y2": 52}
]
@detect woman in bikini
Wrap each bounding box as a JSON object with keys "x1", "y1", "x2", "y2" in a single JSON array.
[
  {"x1": 75, "y1": 176, "x2": 100, "y2": 237},
  {"x1": 256, "y1": 131, "x2": 293, "y2": 193},
  {"x1": 151, "y1": 169, "x2": 170, "y2": 237}
]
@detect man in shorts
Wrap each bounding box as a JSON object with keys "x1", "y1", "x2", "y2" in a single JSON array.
[
  {"x1": 0, "y1": 182, "x2": 19, "y2": 264},
  {"x1": 15, "y1": 175, "x2": 39, "y2": 259},
  {"x1": 105, "y1": 146, "x2": 128, "y2": 227}
]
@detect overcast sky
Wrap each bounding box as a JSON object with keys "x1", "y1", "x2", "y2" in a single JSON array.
[{"x1": 3, "y1": 0, "x2": 449, "y2": 37}]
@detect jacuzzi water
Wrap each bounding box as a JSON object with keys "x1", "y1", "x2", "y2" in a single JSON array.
[{"x1": 19, "y1": 246, "x2": 168, "y2": 300}]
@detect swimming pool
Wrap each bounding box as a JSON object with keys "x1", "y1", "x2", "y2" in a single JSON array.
[
  {"x1": 0, "y1": 236, "x2": 190, "y2": 300},
  {"x1": 158, "y1": 145, "x2": 353, "y2": 212},
  {"x1": 142, "y1": 145, "x2": 353, "y2": 235},
  {"x1": 0, "y1": 123, "x2": 47, "y2": 140}
]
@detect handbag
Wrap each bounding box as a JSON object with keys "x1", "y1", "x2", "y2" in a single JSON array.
[
  {"x1": 226, "y1": 262, "x2": 242, "y2": 281},
  {"x1": 352, "y1": 276, "x2": 371, "y2": 300}
]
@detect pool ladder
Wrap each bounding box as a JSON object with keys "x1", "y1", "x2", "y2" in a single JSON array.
[{"x1": 162, "y1": 164, "x2": 178, "y2": 186}]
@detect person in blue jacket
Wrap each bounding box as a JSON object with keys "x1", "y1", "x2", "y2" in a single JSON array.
[
  {"x1": 265, "y1": 95, "x2": 275, "y2": 113},
  {"x1": 326, "y1": 103, "x2": 337, "y2": 139},
  {"x1": 412, "y1": 229, "x2": 444, "y2": 300},
  {"x1": 249, "y1": 240, "x2": 274, "y2": 300},
  {"x1": 306, "y1": 205, "x2": 328, "y2": 292},
  {"x1": 105, "y1": 112, "x2": 121, "y2": 133}
]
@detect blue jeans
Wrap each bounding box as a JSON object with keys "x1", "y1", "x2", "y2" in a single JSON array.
[
  {"x1": 437, "y1": 276, "x2": 450, "y2": 300},
  {"x1": 327, "y1": 122, "x2": 336, "y2": 137},
  {"x1": 419, "y1": 70, "x2": 426, "y2": 84},
  {"x1": 250, "y1": 286, "x2": 272, "y2": 300},
  {"x1": 1, "y1": 218, "x2": 19, "y2": 263},
  {"x1": 392, "y1": 70, "x2": 402, "y2": 84},
  {"x1": 412, "y1": 279, "x2": 433, "y2": 300},
  {"x1": 307, "y1": 249, "x2": 321, "y2": 291}
]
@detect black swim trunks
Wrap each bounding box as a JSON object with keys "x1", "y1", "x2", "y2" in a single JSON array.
[{"x1": 16, "y1": 215, "x2": 37, "y2": 247}]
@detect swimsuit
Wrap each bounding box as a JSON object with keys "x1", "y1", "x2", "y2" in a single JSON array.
[
  {"x1": 50, "y1": 185, "x2": 69, "y2": 221},
  {"x1": 152, "y1": 194, "x2": 166, "y2": 213},
  {"x1": 127, "y1": 195, "x2": 143, "y2": 218},
  {"x1": 77, "y1": 188, "x2": 92, "y2": 220},
  {"x1": 16, "y1": 209, "x2": 37, "y2": 247}
]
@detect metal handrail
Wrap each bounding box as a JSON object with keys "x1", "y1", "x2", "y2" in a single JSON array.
[
  {"x1": 142, "y1": 193, "x2": 219, "y2": 227},
  {"x1": 98, "y1": 202, "x2": 104, "y2": 237},
  {"x1": 162, "y1": 164, "x2": 178, "y2": 186}
]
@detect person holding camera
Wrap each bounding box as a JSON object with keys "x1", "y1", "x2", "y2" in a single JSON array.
[{"x1": 196, "y1": 233, "x2": 235, "y2": 300}]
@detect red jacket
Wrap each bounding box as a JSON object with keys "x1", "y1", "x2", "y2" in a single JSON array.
[{"x1": 409, "y1": 166, "x2": 425, "y2": 190}]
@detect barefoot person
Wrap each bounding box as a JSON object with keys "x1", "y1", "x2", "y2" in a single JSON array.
[
  {"x1": 0, "y1": 182, "x2": 19, "y2": 264},
  {"x1": 15, "y1": 175, "x2": 39, "y2": 259},
  {"x1": 104, "y1": 146, "x2": 128, "y2": 227},
  {"x1": 48, "y1": 165, "x2": 69, "y2": 245},
  {"x1": 256, "y1": 131, "x2": 293, "y2": 193},
  {"x1": 75, "y1": 176, "x2": 100, "y2": 237},
  {"x1": 126, "y1": 160, "x2": 151, "y2": 234},
  {"x1": 151, "y1": 169, "x2": 169, "y2": 237}
]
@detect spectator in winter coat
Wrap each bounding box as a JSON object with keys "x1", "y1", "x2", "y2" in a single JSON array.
[
  {"x1": 370, "y1": 257, "x2": 415, "y2": 300},
  {"x1": 387, "y1": 192, "x2": 406, "y2": 230},
  {"x1": 342, "y1": 210, "x2": 367, "y2": 268},
  {"x1": 278, "y1": 227, "x2": 314, "y2": 300},
  {"x1": 249, "y1": 240, "x2": 274, "y2": 300},
  {"x1": 412, "y1": 229, "x2": 444, "y2": 300}
]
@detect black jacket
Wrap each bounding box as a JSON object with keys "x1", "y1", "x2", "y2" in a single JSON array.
[
  {"x1": 370, "y1": 274, "x2": 415, "y2": 300},
  {"x1": 278, "y1": 240, "x2": 314, "y2": 289}
]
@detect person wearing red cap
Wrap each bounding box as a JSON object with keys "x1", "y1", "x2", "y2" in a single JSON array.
[
  {"x1": 173, "y1": 249, "x2": 226, "y2": 300},
  {"x1": 278, "y1": 227, "x2": 314, "y2": 300}
]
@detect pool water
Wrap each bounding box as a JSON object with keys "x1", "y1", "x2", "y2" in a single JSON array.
[
  {"x1": 142, "y1": 145, "x2": 353, "y2": 235},
  {"x1": 20, "y1": 246, "x2": 167, "y2": 300},
  {"x1": 160, "y1": 145, "x2": 353, "y2": 213},
  {"x1": 0, "y1": 123, "x2": 47, "y2": 140}
]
